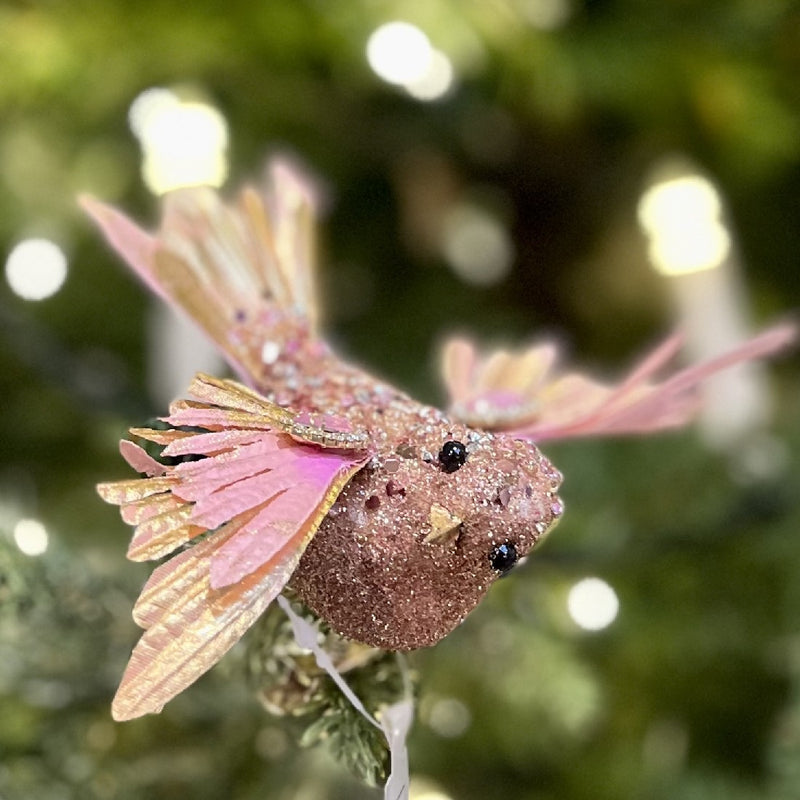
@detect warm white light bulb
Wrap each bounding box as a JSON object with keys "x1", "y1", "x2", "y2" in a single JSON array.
[
  {"x1": 130, "y1": 89, "x2": 229, "y2": 195},
  {"x1": 647, "y1": 222, "x2": 731, "y2": 276},
  {"x1": 567, "y1": 577, "x2": 619, "y2": 631},
  {"x1": 638, "y1": 174, "x2": 731, "y2": 276},
  {"x1": 5, "y1": 238, "x2": 68, "y2": 301},
  {"x1": 367, "y1": 22, "x2": 433, "y2": 86},
  {"x1": 13, "y1": 518, "x2": 49, "y2": 556},
  {"x1": 441, "y1": 204, "x2": 513, "y2": 286},
  {"x1": 405, "y1": 49, "x2": 455, "y2": 101},
  {"x1": 128, "y1": 87, "x2": 180, "y2": 140},
  {"x1": 638, "y1": 175, "x2": 723, "y2": 233}
]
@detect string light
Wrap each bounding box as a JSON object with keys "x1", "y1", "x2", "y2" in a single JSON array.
[
  {"x1": 13, "y1": 518, "x2": 49, "y2": 556},
  {"x1": 127, "y1": 87, "x2": 179, "y2": 139},
  {"x1": 567, "y1": 577, "x2": 619, "y2": 631},
  {"x1": 638, "y1": 173, "x2": 731, "y2": 276},
  {"x1": 366, "y1": 22, "x2": 455, "y2": 102},
  {"x1": 128, "y1": 87, "x2": 229, "y2": 195},
  {"x1": 5, "y1": 238, "x2": 68, "y2": 301},
  {"x1": 639, "y1": 160, "x2": 772, "y2": 450},
  {"x1": 367, "y1": 22, "x2": 433, "y2": 86},
  {"x1": 441, "y1": 203, "x2": 513, "y2": 285},
  {"x1": 405, "y1": 50, "x2": 455, "y2": 101}
]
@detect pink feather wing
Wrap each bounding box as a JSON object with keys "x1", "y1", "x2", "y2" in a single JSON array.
[
  {"x1": 444, "y1": 323, "x2": 796, "y2": 441},
  {"x1": 97, "y1": 378, "x2": 371, "y2": 720},
  {"x1": 112, "y1": 532, "x2": 304, "y2": 720},
  {"x1": 119, "y1": 440, "x2": 167, "y2": 477},
  {"x1": 111, "y1": 445, "x2": 366, "y2": 721},
  {"x1": 208, "y1": 449, "x2": 361, "y2": 589},
  {"x1": 79, "y1": 196, "x2": 167, "y2": 305}
]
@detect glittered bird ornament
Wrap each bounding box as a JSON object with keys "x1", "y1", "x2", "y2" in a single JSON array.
[{"x1": 85, "y1": 159, "x2": 794, "y2": 723}]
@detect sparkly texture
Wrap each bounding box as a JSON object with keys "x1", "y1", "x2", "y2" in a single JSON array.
[
  {"x1": 386, "y1": 480, "x2": 406, "y2": 498},
  {"x1": 261, "y1": 340, "x2": 281, "y2": 364},
  {"x1": 291, "y1": 428, "x2": 560, "y2": 649},
  {"x1": 112, "y1": 518, "x2": 308, "y2": 721},
  {"x1": 119, "y1": 440, "x2": 166, "y2": 477},
  {"x1": 97, "y1": 395, "x2": 369, "y2": 718},
  {"x1": 497, "y1": 485, "x2": 512, "y2": 507},
  {"x1": 104, "y1": 353, "x2": 562, "y2": 656},
  {"x1": 178, "y1": 372, "x2": 371, "y2": 451}
]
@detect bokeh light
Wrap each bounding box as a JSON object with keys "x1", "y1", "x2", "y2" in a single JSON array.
[
  {"x1": 410, "y1": 777, "x2": 455, "y2": 800},
  {"x1": 13, "y1": 518, "x2": 50, "y2": 556},
  {"x1": 441, "y1": 204, "x2": 513, "y2": 285},
  {"x1": 129, "y1": 88, "x2": 229, "y2": 195},
  {"x1": 638, "y1": 173, "x2": 731, "y2": 275},
  {"x1": 567, "y1": 577, "x2": 619, "y2": 631},
  {"x1": 5, "y1": 238, "x2": 68, "y2": 301},
  {"x1": 522, "y1": 0, "x2": 572, "y2": 30},
  {"x1": 405, "y1": 50, "x2": 455, "y2": 101},
  {"x1": 367, "y1": 22, "x2": 433, "y2": 86},
  {"x1": 426, "y1": 697, "x2": 471, "y2": 738},
  {"x1": 127, "y1": 87, "x2": 180, "y2": 140}
]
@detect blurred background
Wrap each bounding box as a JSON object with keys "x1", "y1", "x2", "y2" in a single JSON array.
[{"x1": 1, "y1": 1, "x2": 799, "y2": 798}]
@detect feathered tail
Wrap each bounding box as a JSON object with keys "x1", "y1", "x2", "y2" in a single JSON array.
[{"x1": 81, "y1": 159, "x2": 320, "y2": 385}]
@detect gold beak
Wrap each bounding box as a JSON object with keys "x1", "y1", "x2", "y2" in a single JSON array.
[{"x1": 424, "y1": 503, "x2": 463, "y2": 544}]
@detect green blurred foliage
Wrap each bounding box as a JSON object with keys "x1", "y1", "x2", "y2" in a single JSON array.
[{"x1": 1, "y1": 1, "x2": 799, "y2": 798}]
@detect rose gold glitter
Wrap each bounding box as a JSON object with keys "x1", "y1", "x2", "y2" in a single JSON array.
[
  {"x1": 386, "y1": 480, "x2": 406, "y2": 498},
  {"x1": 269, "y1": 349, "x2": 564, "y2": 649}
]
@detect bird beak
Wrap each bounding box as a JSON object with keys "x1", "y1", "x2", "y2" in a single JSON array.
[{"x1": 424, "y1": 503, "x2": 463, "y2": 544}]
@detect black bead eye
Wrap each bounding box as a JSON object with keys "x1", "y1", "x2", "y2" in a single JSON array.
[
  {"x1": 438, "y1": 440, "x2": 467, "y2": 473},
  {"x1": 489, "y1": 542, "x2": 518, "y2": 574}
]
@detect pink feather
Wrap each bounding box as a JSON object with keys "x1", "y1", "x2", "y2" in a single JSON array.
[
  {"x1": 161, "y1": 429, "x2": 266, "y2": 457},
  {"x1": 119, "y1": 440, "x2": 167, "y2": 477},
  {"x1": 444, "y1": 323, "x2": 796, "y2": 442},
  {"x1": 79, "y1": 196, "x2": 166, "y2": 304},
  {"x1": 113, "y1": 531, "x2": 305, "y2": 720},
  {"x1": 209, "y1": 450, "x2": 366, "y2": 589}
]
